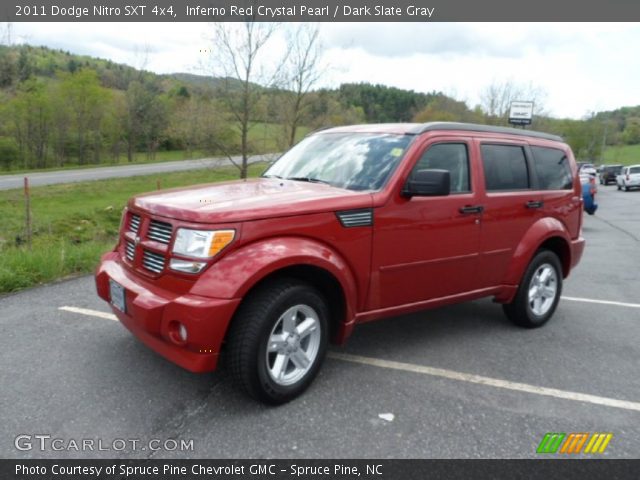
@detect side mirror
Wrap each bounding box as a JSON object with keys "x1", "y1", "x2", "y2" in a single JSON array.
[{"x1": 402, "y1": 169, "x2": 450, "y2": 197}]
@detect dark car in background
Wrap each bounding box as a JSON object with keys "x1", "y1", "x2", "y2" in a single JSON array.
[{"x1": 599, "y1": 164, "x2": 623, "y2": 185}]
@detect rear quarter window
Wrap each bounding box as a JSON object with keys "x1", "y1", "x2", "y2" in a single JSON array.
[
  {"x1": 530, "y1": 146, "x2": 573, "y2": 190},
  {"x1": 481, "y1": 144, "x2": 529, "y2": 191}
]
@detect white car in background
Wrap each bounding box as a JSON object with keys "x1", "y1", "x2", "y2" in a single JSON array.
[
  {"x1": 617, "y1": 165, "x2": 640, "y2": 191},
  {"x1": 580, "y1": 165, "x2": 597, "y2": 177}
]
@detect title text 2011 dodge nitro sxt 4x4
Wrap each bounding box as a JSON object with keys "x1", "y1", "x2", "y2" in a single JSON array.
[{"x1": 96, "y1": 122, "x2": 585, "y2": 404}]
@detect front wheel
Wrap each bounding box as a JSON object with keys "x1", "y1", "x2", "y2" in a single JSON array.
[
  {"x1": 226, "y1": 279, "x2": 329, "y2": 404},
  {"x1": 503, "y1": 250, "x2": 563, "y2": 328}
]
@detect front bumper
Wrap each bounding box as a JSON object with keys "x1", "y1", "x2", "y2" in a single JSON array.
[
  {"x1": 570, "y1": 236, "x2": 586, "y2": 272},
  {"x1": 95, "y1": 252, "x2": 241, "y2": 372}
]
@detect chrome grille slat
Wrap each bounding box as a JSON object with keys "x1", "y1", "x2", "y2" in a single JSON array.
[
  {"x1": 125, "y1": 241, "x2": 135, "y2": 261},
  {"x1": 147, "y1": 220, "x2": 172, "y2": 244},
  {"x1": 142, "y1": 250, "x2": 165, "y2": 273},
  {"x1": 129, "y1": 214, "x2": 141, "y2": 233}
]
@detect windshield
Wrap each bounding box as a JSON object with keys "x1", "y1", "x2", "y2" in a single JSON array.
[{"x1": 264, "y1": 132, "x2": 413, "y2": 191}]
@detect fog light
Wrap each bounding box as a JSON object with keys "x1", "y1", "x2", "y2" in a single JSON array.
[
  {"x1": 178, "y1": 324, "x2": 188, "y2": 342},
  {"x1": 168, "y1": 321, "x2": 188, "y2": 345},
  {"x1": 170, "y1": 258, "x2": 207, "y2": 274}
]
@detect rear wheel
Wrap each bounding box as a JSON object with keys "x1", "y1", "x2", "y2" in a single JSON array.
[
  {"x1": 226, "y1": 279, "x2": 329, "y2": 404},
  {"x1": 503, "y1": 250, "x2": 563, "y2": 328}
]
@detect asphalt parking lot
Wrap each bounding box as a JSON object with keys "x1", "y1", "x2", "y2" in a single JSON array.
[{"x1": 1, "y1": 185, "x2": 639, "y2": 459}]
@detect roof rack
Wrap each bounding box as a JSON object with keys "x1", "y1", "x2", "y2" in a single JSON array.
[{"x1": 418, "y1": 122, "x2": 563, "y2": 142}]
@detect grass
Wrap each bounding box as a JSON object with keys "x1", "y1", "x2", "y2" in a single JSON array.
[
  {"x1": 0, "y1": 162, "x2": 268, "y2": 293},
  {"x1": 602, "y1": 144, "x2": 640, "y2": 166},
  {"x1": 0, "y1": 122, "x2": 309, "y2": 175},
  {"x1": 0, "y1": 150, "x2": 210, "y2": 176}
]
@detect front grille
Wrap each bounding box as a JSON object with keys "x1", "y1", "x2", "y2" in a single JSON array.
[
  {"x1": 125, "y1": 240, "x2": 135, "y2": 261},
  {"x1": 129, "y1": 214, "x2": 141, "y2": 233},
  {"x1": 148, "y1": 219, "x2": 172, "y2": 244},
  {"x1": 143, "y1": 249, "x2": 165, "y2": 273}
]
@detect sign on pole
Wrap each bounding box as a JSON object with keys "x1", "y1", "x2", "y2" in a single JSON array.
[{"x1": 508, "y1": 101, "x2": 534, "y2": 126}]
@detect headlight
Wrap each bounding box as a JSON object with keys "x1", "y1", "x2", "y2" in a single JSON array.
[{"x1": 172, "y1": 229, "x2": 235, "y2": 259}]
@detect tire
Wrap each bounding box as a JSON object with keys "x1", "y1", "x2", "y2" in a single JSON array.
[
  {"x1": 226, "y1": 278, "x2": 329, "y2": 404},
  {"x1": 625, "y1": 185, "x2": 629, "y2": 191},
  {"x1": 502, "y1": 250, "x2": 563, "y2": 328},
  {"x1": 617, "y1": 184, "x2": 621, "y2": 190}
]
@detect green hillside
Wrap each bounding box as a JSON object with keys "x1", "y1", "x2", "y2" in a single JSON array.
[
  {"x1": 0, "y1": 44, "x2": 639, "y2": 172},
  {"x1": 603, "y1": 144, "x2": 640, "y2": 165}
]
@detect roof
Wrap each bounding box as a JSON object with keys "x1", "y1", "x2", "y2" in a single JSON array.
[{"x1": 318, "y1": 122, "x2": 564, "y2": 142}]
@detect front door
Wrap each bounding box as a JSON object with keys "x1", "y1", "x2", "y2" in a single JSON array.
[{"x1": 369, "y1": 138, "x2": 482, "y2": 310}]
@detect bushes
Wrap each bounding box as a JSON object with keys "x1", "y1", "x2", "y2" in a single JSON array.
[{"x1": 0, "y1": 137, "x2": 19, "y2": 170}]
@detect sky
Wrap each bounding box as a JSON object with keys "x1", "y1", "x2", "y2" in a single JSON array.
[{"x1": 6, "y1": 22, "x2": 640, "y2": 119}]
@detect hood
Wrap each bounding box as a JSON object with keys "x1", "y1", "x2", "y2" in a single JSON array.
[{"x1": 130, "y1": 178, "x2": 373, "y2": 224}]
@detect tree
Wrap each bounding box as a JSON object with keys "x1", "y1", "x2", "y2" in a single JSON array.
[
  {"x1": 338, "y1": 83, "x2": 435, "y2": 123},
  {"x1": 0, "y1": 23, "x2": 15, "y2": 87},
  {"x1": 552, "y1": 114, "x2": 606, "y2": 161},
  {"x1": 7, "y1": 79, "x2": 53, "y2": 169},
  {"x1": 209, "y1": 22, "x2": 281, "y2": 178},
  {"x1": 122, "y1": 79, "x2": 167, "y2": 162},
  {"x1": 479, "y1": 80, "x2": 547, "y2": 126},
  {"x1": 279, "y1": 24, "x2": 324, "y2": 148},
  {"x1": 58, "y1": 69, "x2": 111, "y2": 164},
  {"x1": 621, "y1": 117, "x2": 640, "y2": 145},
  {"x1": 413, "y1": 95, "x2": 481, "y2": 123},
  {"x1": 17, "y1": 48, "x2": 32, "y2": 81}
]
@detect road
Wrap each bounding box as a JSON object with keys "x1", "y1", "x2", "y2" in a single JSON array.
[
  {"x1": 0, "y1": 155, "x2": 274, "y2": 191},
  {"x1": 1, "y1": 186, "x2": 639, "y2": 459}
]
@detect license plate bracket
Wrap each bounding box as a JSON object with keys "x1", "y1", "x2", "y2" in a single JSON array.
[{"x1": 109, "y1": 279, "x2": 126, "y2": 313}]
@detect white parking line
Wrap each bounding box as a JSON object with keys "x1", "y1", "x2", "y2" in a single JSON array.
[
  {"x1": 59, "y1": 305, "x2": 640, "y2": 413},
  {"x1": 329, "y1": 352, "x2": 640, "y2": 413},
  {"x1": 561, "y1": 296, "x2": 640, "y2": 309},
  {"x1": 59, "y1": 306, "x2": 117, "y2": 321}
]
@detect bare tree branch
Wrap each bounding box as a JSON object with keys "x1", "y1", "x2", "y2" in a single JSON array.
[
  {"x1": 480, "y1": 80, "x2": 548, "y2": 125},
  {"x1": 279, "y1": 23, "x2": 325, "y2": 147},
  {"x1": 209, "y1": 21, "x2": 282, "y2": 179}
]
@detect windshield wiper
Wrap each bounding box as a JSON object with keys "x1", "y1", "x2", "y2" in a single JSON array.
[
  {"x1": 262, "y1": 174, "x2": 284, "y2": 179},
  {"x1": 286, "y1": 176, "x2": 330, "y2": 185}
]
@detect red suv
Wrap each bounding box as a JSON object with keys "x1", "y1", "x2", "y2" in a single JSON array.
[{"x1": 96, "y1": 122, "x2": 585, "y2": 404}]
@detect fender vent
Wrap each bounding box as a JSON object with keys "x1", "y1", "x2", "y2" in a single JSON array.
[{"x1": 336, "y1": 208, "x2": 373, "y2": 228}]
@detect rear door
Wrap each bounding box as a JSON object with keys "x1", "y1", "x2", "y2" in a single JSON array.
[
  {"x1": 475, "y1": 140, "x2": 541, "y2": 289},
  {"x1": 528, "y1": 145, "x2": 581, "y2": 238}
]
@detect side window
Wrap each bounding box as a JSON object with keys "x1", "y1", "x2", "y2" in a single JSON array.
[
  {"x1": 412, "y1": 143, "x2": 470, "y2": 193},
  {"x1": 481, "y1": 144, "x2": 529, "y2": 191},
  {"x1": 531, "y1": 146, "x2": 573, "y2": 190}
]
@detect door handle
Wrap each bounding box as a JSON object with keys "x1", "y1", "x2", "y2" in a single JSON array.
[
  {"x1": 526, "y1": 200, "x2": 544, "y2": 209},
  {"x1": 459, "y1": 205, "x2": 484, "y2": 214}
]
